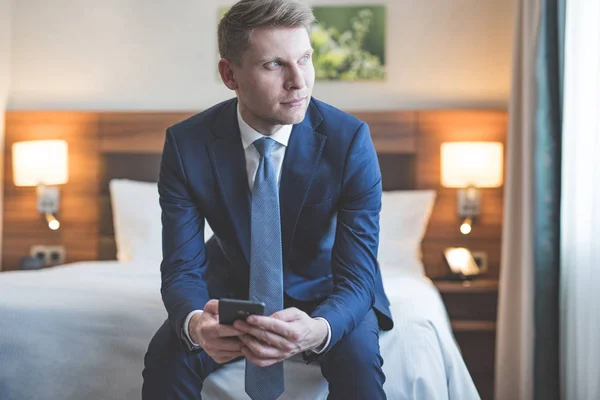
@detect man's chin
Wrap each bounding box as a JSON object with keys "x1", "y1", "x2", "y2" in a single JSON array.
[{"x1": 277, "y1": 108, "x2": 308, "y2": 125}]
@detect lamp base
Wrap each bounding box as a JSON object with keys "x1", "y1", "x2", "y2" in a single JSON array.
[
  {"x1": 36, "y1": 184, "x2": 60, "y2": 214},
  {"x1": 457, "y1": 186, "x2": 481, "y2": 217}
]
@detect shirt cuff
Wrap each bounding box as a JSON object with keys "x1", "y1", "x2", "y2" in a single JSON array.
[
  {"x1": 183, "y1": 310, "x2": 204, "y2": 347},
  {"x1": 311, "y1": 317, "x2": 331, "y2": 354}
]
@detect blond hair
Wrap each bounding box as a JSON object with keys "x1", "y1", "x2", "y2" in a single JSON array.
[{"x1": 218, "y1": 0, "x2": 315, "y2": 64}]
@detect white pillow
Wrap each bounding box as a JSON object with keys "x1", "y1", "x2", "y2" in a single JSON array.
[
  {"x1": 109, "y1": 179, "x2": 213, "y2": 263},
  {"x1": 377, "y1": 190, "x2": 436, "y2": 275}
]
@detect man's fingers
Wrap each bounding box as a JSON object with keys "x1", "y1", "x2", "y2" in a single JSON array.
[
  {"x1": 239, "y1": 335, "x2": 290, "y2": 359},
  {"x1": 213, "y1": 322, "x2": 245, "y2": 337},
  {"x1": 271, "y1": 307, "x2": 303, "y2": 322},
  {"x1": 197, "y1": 319, "x2": 244, "y2": 339},
  {"x1": 234, "y1": 320, "x2": 296, "y2": 352},
  {"x1": 218, "y1": 338, "x2": 244, "y2": 351},
  {"x1": 245, "y1": 316, "x2": 300, "y2": 341},
  {"x1": 203, "y1": 299, "x2": 219, "y2": 314},
  {"x1": 240, "y1": 335, "x2": 280, "y2": 358},
  {"x1": 241, "y1": 347, "x2": 282, "y2": 368}
]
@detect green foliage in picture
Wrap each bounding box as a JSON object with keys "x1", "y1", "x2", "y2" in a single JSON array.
[
  {"x1": 219, "y1": 6, "x2": 230, "y2": 20},
  {"x1": 311, "y1": 6, "x2": 386, "y2": 81}
]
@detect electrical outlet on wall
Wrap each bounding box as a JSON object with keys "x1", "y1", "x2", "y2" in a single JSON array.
[
  {"x1": 30, "y1": 245, "x2": 66, "y2": 267},
  {"x1": 46, "y1": 246, "x2": 66, "y2": 265},
  {"x1": 31, "y1": 245, "x2": 47, "y2": 262}
]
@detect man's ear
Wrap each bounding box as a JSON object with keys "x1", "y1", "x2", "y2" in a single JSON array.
[{"x1": 219, "y1": 59, "x2": 238, "y2": 90}]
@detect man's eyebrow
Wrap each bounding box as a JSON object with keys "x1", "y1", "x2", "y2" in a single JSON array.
[
  {"x1": 258, "y1": 49, "x2": 314, "y2": 63},
  {"x1": 258, "y1": 56, "x2": 283, "y2": 63}
]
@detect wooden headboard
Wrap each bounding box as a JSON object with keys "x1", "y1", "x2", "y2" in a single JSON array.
[{"x1": 2, "y1": 109, "x2": 507, "y2": 277}]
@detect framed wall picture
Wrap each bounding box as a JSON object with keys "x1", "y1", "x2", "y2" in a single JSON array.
[{"x1": 311, "y1": 5, "x2": 386, "y2": 81}]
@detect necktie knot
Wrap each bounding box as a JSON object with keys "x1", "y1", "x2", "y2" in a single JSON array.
[{"x1": 253, "y1": 137, "x2": 276, "y2": 158}]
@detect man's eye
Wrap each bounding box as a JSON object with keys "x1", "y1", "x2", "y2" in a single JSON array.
[
  {"x1": 299, "y1": 55, "x2": 310, "y2": 63},
  {"x1": 266, "y1": 61, "x2": 281, "y2": 68}
]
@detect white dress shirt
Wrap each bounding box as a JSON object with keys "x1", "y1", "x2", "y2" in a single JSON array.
[{"x1": 183, "y1": 105, "x2": 331, "y2": 354}]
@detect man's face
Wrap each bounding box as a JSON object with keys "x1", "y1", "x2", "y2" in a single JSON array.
[{"x1": 221, "y1": 26, "x2": 315, "y2": 134}]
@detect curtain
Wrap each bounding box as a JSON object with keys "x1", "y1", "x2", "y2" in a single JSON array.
[
  {"x1": 533, "y1": 0, "x2": 564, "y2": 398},
  {"x1": 560, "y1": 0, "x2": 600, "y2": 398},
  {"x1": 496, "y1": 0, "x2": 565, "y2": 398},
  {"x1": 495, "y1": 0, "x2": 540, "y2": 398}
]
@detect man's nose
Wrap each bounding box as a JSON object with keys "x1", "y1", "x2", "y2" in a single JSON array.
[{"x1": 284, "y1": 64, "x2": 306, "y2": 91}]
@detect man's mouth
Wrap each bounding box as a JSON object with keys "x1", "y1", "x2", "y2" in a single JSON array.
[{"x1": 281, "y1": 97, "x2": 306, "y2": 106}]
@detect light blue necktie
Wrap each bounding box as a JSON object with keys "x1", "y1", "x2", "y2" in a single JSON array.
[{"x1": 245, "y1": 137, "x2": 285, "y2": 400}]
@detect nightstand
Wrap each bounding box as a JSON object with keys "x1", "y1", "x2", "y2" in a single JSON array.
[{"x1": 433, "y1": 278, "x2": 499, "y2": 400}]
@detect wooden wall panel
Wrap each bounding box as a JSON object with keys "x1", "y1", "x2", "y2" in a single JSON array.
[
  {"x1": 99, "y1": 112, "x2": 195, "y2": 153},
  {"x1": 98, "y1": 110, "x2": 419, "y2": 154},
  {"x1": 2, "y1": 108, "x2": 507, "y2": 279},
  {"x1": 352, "y1": 111, "x2": 418, "y2": 154},
  {"x1": 2, "y1": 112, "x2": 101, "y2": 270}
]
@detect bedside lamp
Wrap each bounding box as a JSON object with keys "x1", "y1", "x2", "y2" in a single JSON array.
[
  {"x1": 441, "y1": 142, "x2": 503, "y2": 235},
  {"x1": 12, "y1": 140, "x2": 69, "y2": 230}
]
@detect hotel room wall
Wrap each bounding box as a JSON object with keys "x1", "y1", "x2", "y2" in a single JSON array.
[
  {"x1": 7, "y1": 0, "x2": 514, "y2": 111},
  {"x1": 2, "y1": 0, "x2": 514, "y2": 272},
  {"x1": 0, "y1": 0, "x2": 12, "y2": 269}
]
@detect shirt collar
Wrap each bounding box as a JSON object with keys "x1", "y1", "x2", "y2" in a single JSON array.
[{"x1": 237, "y1": 103, "x2": 292, "y2": 150}]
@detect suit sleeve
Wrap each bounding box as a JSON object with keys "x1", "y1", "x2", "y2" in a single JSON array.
[
  {"x1": 158, "y1": 128, "x2": 211, "y2": 350},
  {"x1": 310, "y1": 122, "x2": 382, "y2": 353}
]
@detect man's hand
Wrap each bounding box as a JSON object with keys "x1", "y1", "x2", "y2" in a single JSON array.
[
  {"x1": 189, "y1": 299, "x2": 245, "y2": 364},
  {"x1": 233, "y1": 307, "x2": 328, "y2": 367}
]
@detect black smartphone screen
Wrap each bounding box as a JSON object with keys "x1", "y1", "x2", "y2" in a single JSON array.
[{"x1": 218, "y1": 298, "x2": 265, "y2": 325}]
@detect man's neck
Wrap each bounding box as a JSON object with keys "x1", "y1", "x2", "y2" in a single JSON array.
[{"x1": 238, "y1": 102, "x2": 284, "y2": 136}]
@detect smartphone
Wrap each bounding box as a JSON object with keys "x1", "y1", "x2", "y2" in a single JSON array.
[
  {"x1": 443, "y1": 247, "x2": 481, "y2": 278},
  {"x1": 218, "y1": 298, "x2": 265, "y2": 325}
]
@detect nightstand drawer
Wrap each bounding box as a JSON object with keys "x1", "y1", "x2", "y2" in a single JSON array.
[
  {"x1": 455, "y1": 330, "x2": 496, "y2": 374},
  {"x1": 440, "y1": 291, "x2": 498, "y2": 321},
  {"x1": 432, "y1": 279, "x2": 499, "y2": 400},
  {"x1": 455, "y1": 330, "x2": 496, "y2": 400}
]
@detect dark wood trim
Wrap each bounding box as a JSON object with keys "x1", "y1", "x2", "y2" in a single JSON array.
[
  {"x1": 452, "y1": 321, "x2": 497, "y2": 332},
  {"x1": 433, "y1": 279, "x2": 499, "y2": 293}
]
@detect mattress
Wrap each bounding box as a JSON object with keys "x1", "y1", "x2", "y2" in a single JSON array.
[{"x1": 0, "y1": 261, "x2": 479, "y2": 400}]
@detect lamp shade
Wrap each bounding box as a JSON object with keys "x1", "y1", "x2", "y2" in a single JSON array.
[
  {"x1": 441, "y1": 142, "x2": 503, "y2": 188},
  {"x1": 12, "y1": 140, "x2": 69, "y2": 186}
]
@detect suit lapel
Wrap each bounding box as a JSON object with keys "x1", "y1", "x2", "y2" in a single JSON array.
[
  {"x1": 206, "y1": 100, "x2": 252, "y2": 265},
  {"x1": 279, "y1": 101, "x2": 326, "y2": 263}
]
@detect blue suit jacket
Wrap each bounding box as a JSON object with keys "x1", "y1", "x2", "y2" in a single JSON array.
[{"x1": 158, "y1": 97, "x2": 393, "y2": 354}]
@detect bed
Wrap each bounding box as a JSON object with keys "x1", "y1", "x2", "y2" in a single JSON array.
[{"x1": 0, "y1": 260, "x2": 478, "y2": 400}]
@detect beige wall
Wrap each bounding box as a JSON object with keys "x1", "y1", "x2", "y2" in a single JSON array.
[
  {"x1": 1, "y1": 0, "x2": 12, "y2": 269},
  {"x1": 7, "y1": 0, "x2": 515, "y2": 111}
]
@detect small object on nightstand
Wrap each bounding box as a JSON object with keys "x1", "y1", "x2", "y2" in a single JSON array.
[
  {"x1": 20, "y1": 256, "x2": 46, "y2": 270},
  {"x1": 439, "y1": 247, "x2": 481, "y2": 281}
]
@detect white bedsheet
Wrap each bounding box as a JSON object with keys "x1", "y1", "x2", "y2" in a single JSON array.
[{"x1": 0, "y1": 261, "x2": 479, "y2": 400}]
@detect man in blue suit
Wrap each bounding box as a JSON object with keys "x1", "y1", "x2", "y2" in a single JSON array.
[{"x1": 142, "y1": 0, "x2": 393, "y2": 399}]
